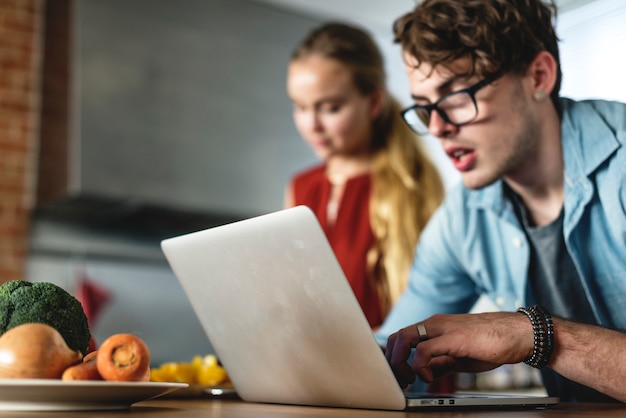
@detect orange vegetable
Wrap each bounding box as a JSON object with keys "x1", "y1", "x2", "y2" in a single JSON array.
[
  {"x1": 96, "y1": 334, "x2": 150, "y2": 382},
  {"x1": 83, "y1": 350, "x2": 98, "y2": 363},
  {"x1": 62, "y1": 351, "x2": 102, "y2": 381}
]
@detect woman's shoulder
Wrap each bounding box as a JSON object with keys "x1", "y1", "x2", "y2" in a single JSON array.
[{"x1": 289, "y1": 164, "x2": 329, "y2": 207}]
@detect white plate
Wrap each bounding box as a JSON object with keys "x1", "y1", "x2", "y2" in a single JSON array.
[{"x1": 0, "y1": 379, "x2": 188, "y2": 411}]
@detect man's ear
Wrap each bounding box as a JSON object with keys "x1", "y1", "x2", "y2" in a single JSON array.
[
  {"x1": 527, "y1": 51, "x2": 557, "y2": 100},
  {"x1": 369, "y1": 88, "x2": 384, "y2": 120}
]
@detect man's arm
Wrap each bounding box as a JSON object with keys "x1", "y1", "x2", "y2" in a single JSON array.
[
  {"x1": 549, "y1": 318, "x2": 626, "y2": 401},
  {"x1": 385, "y1": 312, "x2": 626, "y2": 402}
]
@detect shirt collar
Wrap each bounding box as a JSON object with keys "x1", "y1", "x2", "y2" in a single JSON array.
[
  {"x1": 467, "y1": 98, "x2": 621, "y2": 214},
  {"x1": 560, "y1": 98, "x2": 621, "y2": 178}
]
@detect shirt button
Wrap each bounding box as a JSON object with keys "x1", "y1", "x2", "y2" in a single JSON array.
[
  {"x1": 496, "y1": 297, "x2": 506, "y2": 307},
  {"x1": 512, "y1": 237, "x2": 523, "y2": 248}
]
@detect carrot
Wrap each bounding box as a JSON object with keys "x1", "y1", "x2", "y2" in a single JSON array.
[
  {"x1": 83, "y1": 350, "x2": 98, "y2": 363},
  {"x1": 96, "y1": 334, "x2": 150, "y2": 382},
  {"x1": 62, "y1": 351, "x2": 102, "y2": 381}
]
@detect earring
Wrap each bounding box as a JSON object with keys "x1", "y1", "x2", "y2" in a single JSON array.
[{"x1": 534, "y1": 90, "x2": 547, "y2": 101}]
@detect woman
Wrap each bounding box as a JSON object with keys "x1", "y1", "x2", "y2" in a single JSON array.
[{"x1": 285, "y1": 22, "x2": 445, "y2": 329}]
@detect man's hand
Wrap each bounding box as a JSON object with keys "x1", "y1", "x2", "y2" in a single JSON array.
[{"x1": 384, "y1": 312, "x2": 534, "y2": 388}]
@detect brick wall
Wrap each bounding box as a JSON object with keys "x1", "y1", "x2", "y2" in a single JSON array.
[{"x1": 0, "y1": 0, "x2": 44, "y2": 283}]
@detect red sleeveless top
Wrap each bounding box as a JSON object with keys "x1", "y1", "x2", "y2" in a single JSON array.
[{"x1": 290, "y1": 165, "x2": 383, "y2": 328}]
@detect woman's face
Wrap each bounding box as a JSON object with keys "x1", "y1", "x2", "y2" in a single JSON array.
[{"x1": 287, "y1": 55, "x2": 380, "y2": 161}]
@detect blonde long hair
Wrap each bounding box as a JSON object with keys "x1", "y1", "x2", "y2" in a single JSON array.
[{"x1": 292, "y1": 22, "x2": 445, "y2": 315}]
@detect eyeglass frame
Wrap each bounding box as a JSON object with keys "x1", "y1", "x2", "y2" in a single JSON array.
[{"x1": 400, "y1": 74, "x2": 501, "y2": 134}]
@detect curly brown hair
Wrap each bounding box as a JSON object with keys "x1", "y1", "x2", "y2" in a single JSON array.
[{"x1": 394, "y1": 0, "x2": 562, "y2": 110}]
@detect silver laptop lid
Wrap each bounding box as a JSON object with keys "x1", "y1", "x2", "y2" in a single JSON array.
[
  {"x1": 162, "y1": 206, "x2": 407, "y2": 410},
  {"x1": 162, "y1": 205, "x2": 559, "y2": 410}
]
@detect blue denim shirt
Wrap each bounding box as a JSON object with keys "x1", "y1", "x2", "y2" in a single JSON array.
[{"x1": 376, "y1": 98, "x2": 626, "y2": 345}]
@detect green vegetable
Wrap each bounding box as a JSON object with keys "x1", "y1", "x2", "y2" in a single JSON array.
[{"x1": 0, "y1": 280, "x2": 91, "y2": 355}]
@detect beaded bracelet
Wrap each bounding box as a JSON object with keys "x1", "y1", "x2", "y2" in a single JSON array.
[
  {"x1": 517, "y1": 305, "x2": 554, "y2": 369},
  {"x1": 531, "y1": 305, "x2": 554, "y2": 368}
]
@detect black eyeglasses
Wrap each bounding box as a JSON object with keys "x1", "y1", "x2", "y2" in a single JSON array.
[{"x1": 401, "y1": 75, "x2": 500, "y2": 135}]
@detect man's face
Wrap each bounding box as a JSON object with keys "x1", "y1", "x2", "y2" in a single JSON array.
[{"x1": 403, "y1": 55, "x2": 541, "y2": 190}]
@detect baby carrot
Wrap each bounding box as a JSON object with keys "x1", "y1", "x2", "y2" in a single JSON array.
[
  {"x1": 83, "y1": 350, "x2": 98, "y2": 363},
  {"x1": 62, "y1": 350, "x2": 102, "y2": 381},
  {"x1": 96, "y1": 334, "x2": 151, "y2": 382}
]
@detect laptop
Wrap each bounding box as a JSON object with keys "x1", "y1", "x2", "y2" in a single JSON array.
[{"x1": 161, "y1": 205, "x2": 559, "y2": 410}]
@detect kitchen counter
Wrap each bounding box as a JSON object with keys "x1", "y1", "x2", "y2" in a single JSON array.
[{"x1": 4, "y1": 398, "x2": 626, "y2": 417}]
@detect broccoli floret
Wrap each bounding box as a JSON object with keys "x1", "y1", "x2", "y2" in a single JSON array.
[{"x1": 0, "y1": 280, "x2": 91, "y2": 354}]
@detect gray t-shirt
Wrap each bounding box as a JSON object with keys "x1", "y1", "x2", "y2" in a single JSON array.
[
  {"x1": 507, "y1": 187, "x2": 595, "y2": 323},
  {"x1": 509, "y1": 189, "x2": 616, "y2": 402},
  {"x1": 524, "y1": 209, "x2": 596, "y2": 325}
]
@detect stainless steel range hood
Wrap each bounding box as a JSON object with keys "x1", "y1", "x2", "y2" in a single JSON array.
[{"x1": 36, "y1": 0, "x2": 319, "y2": 238}]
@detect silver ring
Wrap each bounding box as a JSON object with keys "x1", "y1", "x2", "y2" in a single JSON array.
[{"x1": 416, "y1": 323, "x2": 428, "y2": 340}]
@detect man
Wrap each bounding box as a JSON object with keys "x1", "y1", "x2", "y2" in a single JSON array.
[{"x1": 377, "y1": 0, "x2": 626, "y2": 403}]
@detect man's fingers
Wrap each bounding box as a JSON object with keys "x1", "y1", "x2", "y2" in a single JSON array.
[
  {"x1": 386, "y1": 327, "x2": 421, "y2": 388},
  {"x1": 422, "y1": 356, "x2": 459, "y2": 381},
  {"x1": 412, "y1": 335, "x2": 503, "y2": 381},
  {"x1": 384, "y1": 332, "x2": 397, "y2": 363}
]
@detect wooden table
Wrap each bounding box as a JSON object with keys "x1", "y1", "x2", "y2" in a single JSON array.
[{"x1": 3, "y1": 398, "x2": 625, "y2": 417}]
